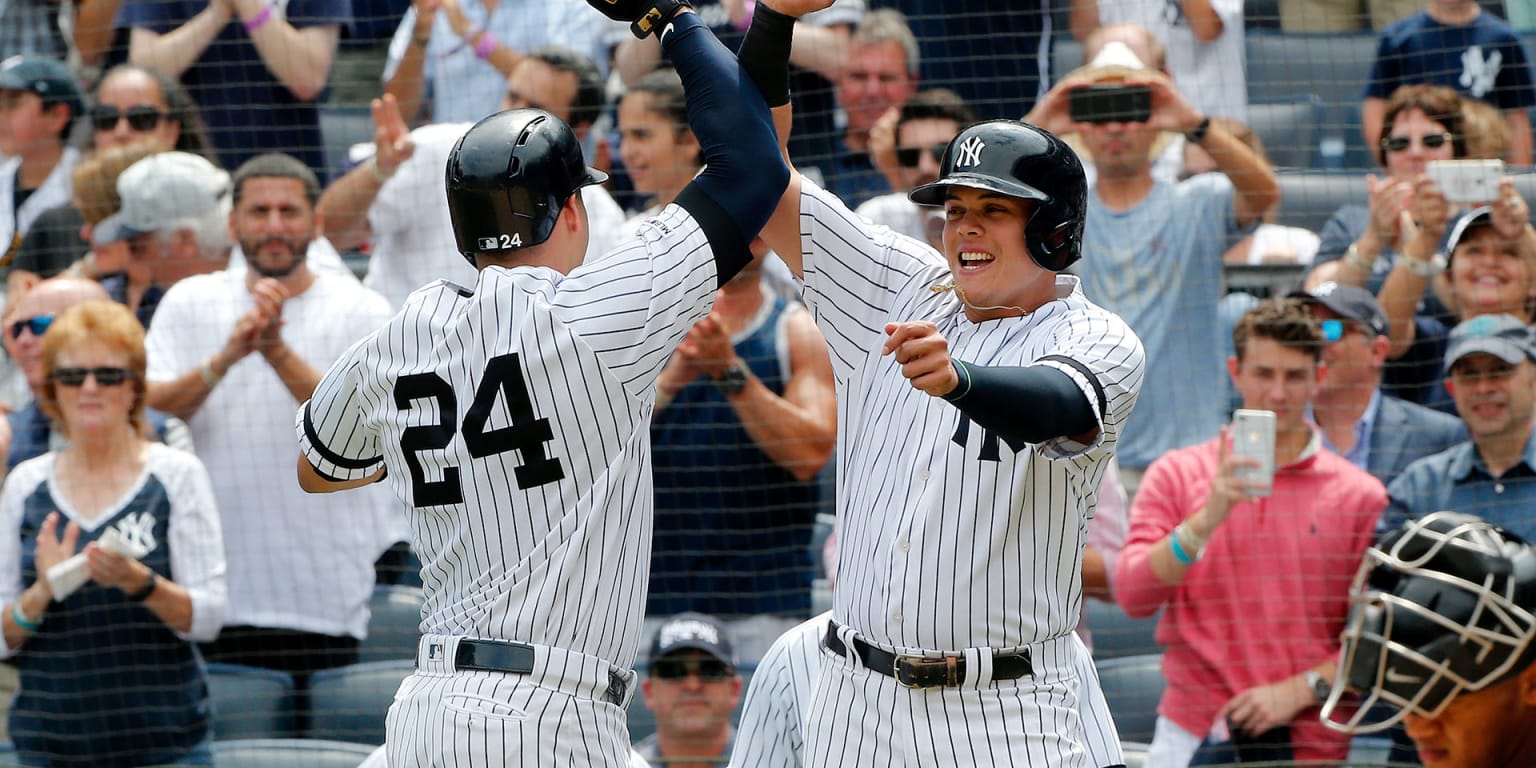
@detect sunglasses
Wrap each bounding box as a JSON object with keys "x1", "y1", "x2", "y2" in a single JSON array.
[
  {"x1": 650, "y1": 658, "x2": 734, "y2": 681},
  {"x1": 8, "y1": 315, "x2": 53, "y2": 339},
  {"x1": 1321, "y1": 319, "x2": 1350, "y2": 343},
  {"x1": 1380, "y1": 133, "x2": 1452, "y2": 153},
  {"x1": 896, "y1": 143, "x2": 948, "y2": 168},
  {"x1": 90, "y1": 104, "x2": 166, "y2": 133},
  {"x1": 51, "y1": 367, "x2": 135, "y2": 387}
]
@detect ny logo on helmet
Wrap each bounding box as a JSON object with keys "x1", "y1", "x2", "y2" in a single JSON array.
[{"x1": 956, "y1": 136, "x2": 986, "y2": 167}]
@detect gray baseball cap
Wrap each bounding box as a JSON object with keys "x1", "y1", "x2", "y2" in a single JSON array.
[
  {"x1": 0, "y1": 55, "x2": 85, "y2": 120},
  {"x1": 1289, "y1": 281, "x2": 1389, "y2": 338},
  {"x1": 1443, "y1": 313, "x2": 1536, "y2": 373},
  {"x1": 92, "y1": 152, "x2": 231, "y2": 245}
]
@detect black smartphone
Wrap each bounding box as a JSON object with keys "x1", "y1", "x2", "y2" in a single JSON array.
[
  {"x1": 1067, "y1": 84, "x2": 1152, "y2": 124},
  {"x1": 1228, "y1": 719, "x2": 1293, "y2": 764}
]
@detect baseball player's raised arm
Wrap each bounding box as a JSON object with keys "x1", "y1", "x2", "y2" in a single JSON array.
[{"x1": 295, "y1": 337, "x2": 387, "y2": 492}]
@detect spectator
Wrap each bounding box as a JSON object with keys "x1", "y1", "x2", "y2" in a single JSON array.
[
  {"x1": 1025, "y1": 31, "x2": 1279, "y2": 490},
  {"x1": 319, "y1": 46, "x2": 624, "y2": 308},
  {"x1": 1072, "y1": 0, "x2": 1248, "y2": 122},
  {"x1": 143, "y1": 154, "x2": 395, "y2": 722},
  {"x1": 0, "y1": 56, "x2": 83, "y2": 269},
  {"x1": 1323, "y1": 512, "x2": 1536, "y2": 768},
  {"x1": 0, "y1": 277, "x2": 194, "y2": 473},
  {"x1": 79, "y1": 151, "x2": 234, "y2": 327},
  {"x1": 1377, "y1": 192, "x2": 1536, "y2": 410},
  {"x1": 1200, "y1": 119, "x2": 1320, "y2": 267},
  {"x1": 123, "y1": 0, "x2": 348, "y2": 174},
  {"x1": 648, "y1": 253, "x2": 835, "y2": 655},
  {"x1": 874, "y1": 0, "x2": 1049, "y2": 122},
  {"x1": 1362, "y1": 0, "x2": 1536, "y2": 165},
  {"x1": 1385, "y1": 314, "x2": 1536, "y2": 542},
  {"x1": 636, "y1": 613, "x2": 744, "y2": 767},
  {"x1": 807, "y1": 8, "x2": 917, "y2": 208},
  {"x1": 619, "y1": 69, "x2": 701, "y2": 217},
  {"x1": 1065, "y1": 25, "x2": 1187, "y2": 187},
  {"x1": 1461, "y1": 87, "x2": 1512, "y2": 161},
  {"x1": 1115, "y1": 298, "x2": 1386, "y2": 765},
  {"x1": 0, "y1": 299, "x2": 226, "y2": 767},
  {"x1": 381, "y1": 0, "x2": 609, "y2": 125},
  {"x1": 1293, "y1": 282, "x2": 1466, "y2": 487},
  {"x1": 855, "y1": 88, "x2": 973, "y2": 247},
  {"x1": 1279, "y1": 0, "x2": 1417, "y2": 31}
]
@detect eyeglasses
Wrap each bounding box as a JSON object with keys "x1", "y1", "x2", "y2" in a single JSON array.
[
  {"x1": 90, "y1": 104, "x2": 166, "y2": 133},
  {"x1": 896, "y1": 142, "x2": 948, "y2": 168},
  {"x1": 51, "y1": 367, "x2": 135, "y2": 387},
  {"x1": 1380, "y1": 133, "x2": 1452, "y2": 153},
  {"x1": 650, "y1": 658, "x2": 734, "y2": 681},
  {"x1": 8, "y1": 315, "x2": 53, "y2": 339}
]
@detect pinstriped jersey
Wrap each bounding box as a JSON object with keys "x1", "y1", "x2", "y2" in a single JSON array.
[
  {"x1": 298, "y1": 204, "x2": 718, "y2": 668},
  {"x1": 797, "y1": 180, "x2": 1145, "y2": 653}
]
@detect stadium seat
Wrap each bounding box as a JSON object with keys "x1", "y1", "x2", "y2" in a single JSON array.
[
  {"x1": 1053, "y1": 37, "x2": 1085, "y2": 81},
  {"x1": 1273, "y1": 171, "x2": 1369, "y2": 235},
  {"x1": 205, "y1": 662, "x2": 296, "y2": 740},
  {"x1": 360, "y1": 585, "x2": 424, "y2": 663},
  {"x1": 1095, "y1": 653, "x2": 1166, "y2": 744},
  {"x1": 317, "y1": 104, "x2": 374, "y2": 183},
  {"x1": 1248, "y1": 96, "x2": 1324, "y2": 169},
  {"x1": 307, "y1": 660, "x2": 414, "y2": 744},
  {"x1": 1084, "y1": 598, "x2": 1162, "y2": 660},
  {"x1": 1246, "y1": 32, "x2": 1380, "y2": 168},
  {"x1": 1121, "y1": 740, "x2": 1149, "y2": 768},
  {"x1": 211, "y1": 738, "x2": 376, "y2": 768}
]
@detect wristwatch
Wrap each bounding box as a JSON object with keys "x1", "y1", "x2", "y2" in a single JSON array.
[
  {"x1": 1303, "y1": 669, "x2": 1329, "y2": 704},
  {"x1": 712, "y1": 360, "x2": 749, "y2": 396},
  {"x1": 128, "y1": 571, "x2": 159, "y2": 602}
]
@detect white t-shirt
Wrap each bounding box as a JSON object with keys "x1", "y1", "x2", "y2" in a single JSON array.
[
  {"x1": 146, "y1": 270, "x2": 396, "y2": 638},
  {"x1": 1096, "y1": 0, "x2": 1247, "y2": 121},
  {"x1": 364, "y1": 122, "x2": 626, "y2": 309}
]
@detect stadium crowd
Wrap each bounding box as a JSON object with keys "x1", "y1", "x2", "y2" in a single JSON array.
[{"x1": 1, "y1": 0, "x2": 1535, "y2": 765}]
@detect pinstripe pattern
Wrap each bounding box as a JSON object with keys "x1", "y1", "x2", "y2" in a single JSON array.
[
  {"x1": 790, "y1": 180, "x2": 1144, "y2": 766},
  {"x1": 298, "y1": 205, "x2": 718, "y2": 767}
]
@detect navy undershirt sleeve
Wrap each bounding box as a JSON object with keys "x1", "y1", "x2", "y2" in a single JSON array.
[{"x1": 942, "y1": 360, "x2": 1099, "y2": 446}]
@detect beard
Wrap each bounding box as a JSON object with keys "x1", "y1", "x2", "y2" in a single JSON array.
[{"x1": 241, "y1": 236, "x2": 308, "y2": 278}]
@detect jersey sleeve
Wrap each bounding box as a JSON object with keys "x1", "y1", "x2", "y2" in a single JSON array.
[
  {"x1": 798, "y1": 179, "x2": 948, "y2": 382},
  {"x1": 298, "y1": 335, "x2": 387, "y2": 481},
  {"x1": 165, "y1": 450, "x2": 227, "y2": 642},
  {"x1": 1032, "y1": 310, "x2": 1146, "y2": 460},
  {"x1": 551, "y1": 204, "x2": 719, "y2": 401}
]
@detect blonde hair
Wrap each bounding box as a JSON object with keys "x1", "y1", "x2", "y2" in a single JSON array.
[
  {"x1": 71, "y1": 141, "x2": 162, "y2": 225},
  {"x1": 37, "y1": 300, "x2": 148, "y2": 436}
]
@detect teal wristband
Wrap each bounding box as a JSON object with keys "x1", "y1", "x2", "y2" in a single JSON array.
[
  {"x1": 11, "y1": 602, "x2": 41, "y2": 632},
  {"x1": 1168, "y1": 525, "x2": 1197, "y2": 566},
  {"x1": 942, "y1": 359, "x2": 974, "y2": 402}
]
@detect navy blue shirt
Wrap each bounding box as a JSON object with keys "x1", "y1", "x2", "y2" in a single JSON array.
[
  {"x1": 120, "y1": 0, "x2": 352, "y2": 174},
  {"x1": 871, "y1": 0, "x2": 1051, "y2": 120},
  {"x1": 649, "y1": 298, "x2": 820, "y2": 617},
  {"x1": 1384, "y1": 435, "x2": 1536, "y2": 541},
  {"x1": 1366, "y1": 10, "x2": 1536, "y2": 111}
]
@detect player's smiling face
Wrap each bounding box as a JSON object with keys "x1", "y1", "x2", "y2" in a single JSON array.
[{"x1": 942, "y1": 188, "x2": 1052, "y2": 320}]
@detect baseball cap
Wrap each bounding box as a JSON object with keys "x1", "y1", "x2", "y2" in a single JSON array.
[
  {"x1": 1443, "y1": 313, "x2": 1536, "y2": 373},
  {"x1": 0, "y1": 56, "x2": 85, "y2": 120},
  {"x1": 1443, "y1": 206, "x2": 1499, "y2": 265},
  {"x1": 1288, "y1": 282, "x2": 1389, "y2": 338},
  {"x1": 1070, "y1": 41, "x2": 1153, "y2": 83},
  {"x1": 92, "y1": 152, "x2": 231, "y2": 245},
  {"x1": 648, "y1": 612, "x2": 735, "y2": 666}
]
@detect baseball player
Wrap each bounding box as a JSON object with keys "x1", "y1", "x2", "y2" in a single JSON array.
[
  {"x1": 732, "y1": 3, "x2": 1146, "y2": 765},
  {"x1": 1323, "y1": 511, "x2": 1536, "y2": 768},
  {"x1": 292, "y1": 0, "x2": 789, "y2": 763}
]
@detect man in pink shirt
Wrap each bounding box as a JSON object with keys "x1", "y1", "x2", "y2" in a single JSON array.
[{"x1": 1116, "y1": 298, "x2": 1387, "y2": 765}]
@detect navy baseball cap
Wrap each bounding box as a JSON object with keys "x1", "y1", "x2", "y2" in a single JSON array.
[
  {"x1": 1444, "y1": 313, "x2": 1536, "y2": 373},
  {"x1": 0, "y1": 56, "x2": 85, "y2": 120},
  {"x1": 1289, "y1": 282, "x2": 1389, "y2": 338},
  {"x1": 649, "y1": 612, "x2": 735, "y2": 665},
  {"x1": 1444, "y1": 206, "x2": 1497, "y2": 264}
]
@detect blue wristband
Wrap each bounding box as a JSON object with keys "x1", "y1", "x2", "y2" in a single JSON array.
[
  {"x1": 11, "y1": 602, "x2": 41, "y2": 632},
  {"x1": 1169, "y1": 525, "x2": 1197, "y2": 567}
]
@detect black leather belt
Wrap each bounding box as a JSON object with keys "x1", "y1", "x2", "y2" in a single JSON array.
[
  {"x1": 823, "y1": 622, "x2": 1032, "y2": 688},
  {"x1": 427, "y1": 639, "x2": 627, "y2": 706}
]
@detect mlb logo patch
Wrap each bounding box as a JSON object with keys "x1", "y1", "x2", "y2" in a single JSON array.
[
  {"x1": 428, "y1": 642, "x2": 444, "y2": 661},
  {"x1": 478, "y1": 236, "x2": 499, "y2": 251}
]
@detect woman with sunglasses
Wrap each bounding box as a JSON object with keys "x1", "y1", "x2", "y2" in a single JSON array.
[
  {"x1": 89, "y1": 65, "x2": 215, "y2": 162},
  {"x1": 0, "y1": 300, "x2": 225, "y2": 766}
]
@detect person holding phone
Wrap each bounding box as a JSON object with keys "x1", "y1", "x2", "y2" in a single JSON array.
[
  {"x1": 1116, "y1": 297, "x2": 1387, "y2": 766},
  {"x1": 1023, "y1": 22, "x2": 1278, "y2": 495}
]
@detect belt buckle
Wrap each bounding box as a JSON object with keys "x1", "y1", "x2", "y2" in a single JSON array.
[{"x1": 894, "y1": 654, "x2": 959, "y2": 689}]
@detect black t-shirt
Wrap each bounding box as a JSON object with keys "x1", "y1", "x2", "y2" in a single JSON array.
[{"x1": 11, "y1": 204, "x2": 84, "y2": 278}]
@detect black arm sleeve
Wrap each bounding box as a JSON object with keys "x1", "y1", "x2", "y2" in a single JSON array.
[
  {"x1": 662, "y1": 11, "x2": 791, "y2": 287},
  {"x1": 941, "y1": 356, "x2": 1103, "y2": 446}
]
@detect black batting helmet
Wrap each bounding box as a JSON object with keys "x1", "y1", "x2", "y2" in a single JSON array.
[
  {"x1": 908, "y1": 120, "x2": 1087, "y2": 272},
  {"x1": 445, "y1": 108, "x2": 608, "y2": 266},
  {"x1": 1322, "y1": 511, "x2": 1536, "y2": 734}
]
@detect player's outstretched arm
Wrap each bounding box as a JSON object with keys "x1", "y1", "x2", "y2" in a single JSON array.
[{"x1": 589, "y1": 0, "x2": 789, "y2": 287}]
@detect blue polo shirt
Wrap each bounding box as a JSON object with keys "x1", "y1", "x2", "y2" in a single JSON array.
[
  {"x1": 1383, "y1": 435, "x2": 1536, "y2": 541},
  {"x1": 120, "y1": 0, "x2": 352, "y2": 175}
]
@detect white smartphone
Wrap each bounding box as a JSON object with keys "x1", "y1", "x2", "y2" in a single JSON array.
[
  {"x1": 1425, "y1": 159, "x2": 1505, "y2": 203},
  {"x1": 1230, "y1": 409, "x2": 1276, "y2": 497}
]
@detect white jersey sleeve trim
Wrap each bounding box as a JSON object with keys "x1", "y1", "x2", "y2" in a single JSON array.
[{"x1": 297, "y1": 337, "x2": 386, "y2": 481}]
